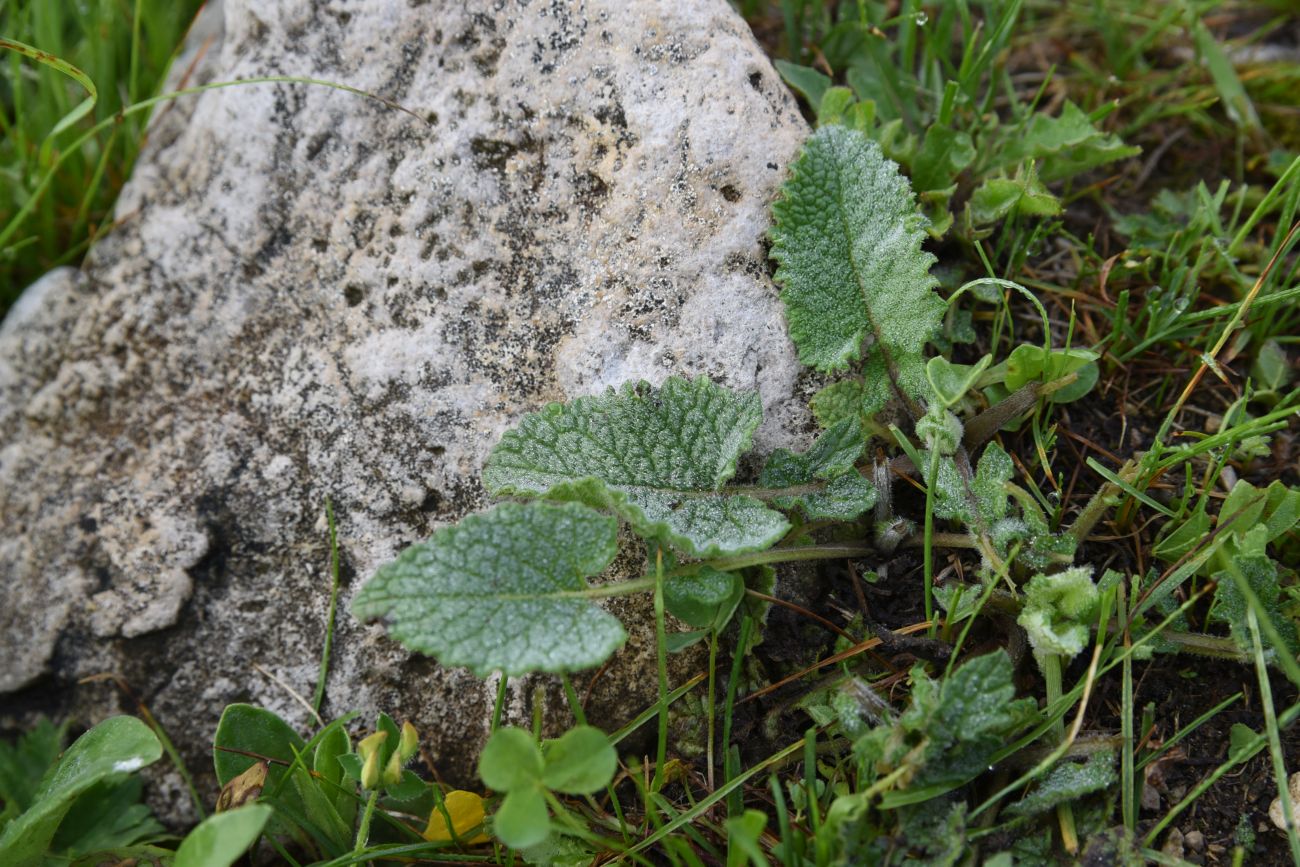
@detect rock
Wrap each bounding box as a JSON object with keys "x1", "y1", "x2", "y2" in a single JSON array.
[
  {"x1": 1269, "y1": 771, "x2": 1300, "y2": 831},
  {"x1": 0, "y1": 0, "x2": 809, "y2": 823}
]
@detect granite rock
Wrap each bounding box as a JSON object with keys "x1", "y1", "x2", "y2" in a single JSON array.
[{"x1": 0, "y1": 0, "x2": 808, "y2": 819}]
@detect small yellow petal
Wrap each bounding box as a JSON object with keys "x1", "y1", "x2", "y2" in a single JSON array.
[
  {"x1": 398, "y1": 721, "x2": 420, "y2": 761},
  {"x1": 357, "y1": 730, "x2": 388, "y2": 761},
  {"x1": 361, "y1": 749, "x2": 382, "y2": 791},
  {"x1": 423, "y1": 790, "x2": 489, "y2": 845}
]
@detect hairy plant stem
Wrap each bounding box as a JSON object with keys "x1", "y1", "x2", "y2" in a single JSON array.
[
  {"x1": 1067, "y1": 457, "x2": 1141, "y2": 544},
  {"x1": 354, "y1": 789, "x2": 379, "y2": 855},
  {"x1": 652, "y1": 552, "x2": 670, "y2": 792},
  {"x1": 923, "y1": 446, "x2": 941, "y2": 637},
  {"x1": 1042, "y1": 653, "x2": 1079, "y2": 853}
]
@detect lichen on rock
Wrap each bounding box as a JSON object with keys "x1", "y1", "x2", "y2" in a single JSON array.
[{"x1": 0, "y1": 0, "x2": 809, "y2": 822}]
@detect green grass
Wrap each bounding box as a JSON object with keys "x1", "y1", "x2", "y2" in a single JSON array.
[
  {"x1": 2, "y1": 0, "x2": 1299, "y2": 864},
  {"x1": 0, "y1": 0, "x2": 205, "y2": 313}
]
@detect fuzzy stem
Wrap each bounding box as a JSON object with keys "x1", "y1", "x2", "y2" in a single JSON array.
[{"x1": 354, "y1": 789, "x2": 380, "y2": 855}]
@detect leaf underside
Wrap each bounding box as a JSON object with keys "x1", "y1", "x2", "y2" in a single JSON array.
[
  {"x1": 483, "y1": 376, "x2": 789, "y2": 558},
  {"x1": 352, "y1": 501, "x2": 626, "y2": 676},
  {"x1": 770, "y1": 125, "x2": 943, "y2": 413}
]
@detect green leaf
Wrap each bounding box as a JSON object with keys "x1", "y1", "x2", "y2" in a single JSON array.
[
  {"x1": 51, "y1": 776, "x2": 164, "y2": 855},
  {"x1": 354, "y1": 501, "x2": 627, "y2": 675},
  {"x1": 770, "y1": 125, "x2": 943, "y2": 412},
  {"x1": 758, "y1": 417, "x2": 877, "y2": 520},
  {"x1": 0, "y1": 716, "x2": 162, "y2": 867},
  {"x1": 313, "y1": 726, "x2": 355, "y2": 827},
  {"x1": 810, "y1": 379, "x2": 866, "y2": 429},
  {"x1": 816, "y1": 87, "x2": 857, "y2": 126},
  {"x1": 724, "y1": 809, "x2": 769, "y2": 867},
  {"x1": 1004, "y1": 345, "x2": 1099, "y2": 391},
  {"x1": 774, "y1": 60, "x2": 830, "y2": 110},
  {"x1": 0, "y1": 719, "x2": 66, "y2": 816},
  {"x1": 483, "y1": 377, "x2": 789, "y2": 558},
  {"x1": 968, "y1": 163, "x2": 1061, "y2": 226},
  {"x1": 1191, "y1": 16, "x2": 1259, "y2": 130},
  {"x1": 664, "y1": 630, "x2": 708, "y2": 653},
  {"x1": 494, "y1": 788, "x2": 550, "y2": 850},
  {"x1": 912, "y1": 126, "x2": 975, "y2": 193},
  {"x1": 1018, "y1": 567, "x2": 1100, "y2": 664},
  {"x1": 479, "y1": 729, "x2": 543, "y2": 792},
  {"x1": 994, "y1": 102, "x2": 1140, "y2": 183},
  {"x1": 382, "y1": 769, "x2": 428, "y2": 802},
  {"x1": 213, "y1": 705, "x2": 305, "y2": 790},
  {"x1": 927, "y1": 355, "x2": 992, "y2": 408},
  {"x1": 541, "y1": 727, "x2": 617, "y2": 795},
  {"x1": 1252, "y1": 339, "x2": 1291, "y2": 395},
  {"x1": 173, "y1": 804, "x2": 272, "y2": 867},
  {"x1": 1006, "y1": 752, "x2": 1117, "y2": 818},
  {"x1": 664, "y1": 567, "x2": 744, "y2": 630}
]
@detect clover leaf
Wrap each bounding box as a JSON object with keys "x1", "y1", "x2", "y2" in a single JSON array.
[
  {"x1": 483, "y1": 376, "x2": 789, "y2": 558},
  {"x1": 478, "y1": 726, "x2": 616, "y2": 850},
  {"x1": 353, "y1": 501, "x2": 626, "y2": 676}
]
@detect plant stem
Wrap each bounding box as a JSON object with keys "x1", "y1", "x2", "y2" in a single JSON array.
[
  {"x1": 923, "y1": 446, "x2": 940, "y2": 637},
  {"x1": 313, "y1": 497, "x2": 342, "y2": 716},
  {"x1": 490, "y1": 675, "x2": 508, "y2": 732},
  {"x1": 707, "y1": 629, "x2": 719, "y2": 793},
  {"x1": 354, "y1": 789, "x2": 379, "y2": 855},
  {"x1": 653, "y1": 550, "x2": 669, "y2": 792},
  {"x1": 1042, "y1": 652, "x2": 1079, "y2": 853}
]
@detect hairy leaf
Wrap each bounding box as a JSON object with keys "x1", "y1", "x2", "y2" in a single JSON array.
[
  {"x1": 1006, "y1": 752, "x2": 1117, "y2": 818},
  {"x1": 353, "y1": 502, "x2": 626, "y2": 676},
  {"x1": 932, "y1": 442, "x2": 1014, "y2": 530},
  {"x1": 1211, "y1": 554, "x2": 1299, "y2": 658},
  {"x1": 759, "y1": 417, "x2": 876, "y2": 520},
  {"x1": 483, "y1": 377, "x2": 789, "y2": 557},
  {"x1": 883, "y1": 650, "x2": 1036, "y2": 788},
  {"x1": 810, "y1": 379, "x2": 866, "y2": 429},
  {"x1": 1018, "y1": 567, "x2": 1100, "y2": 664},
  {"x1": 770, "y1": 125, "x2": 943, "y2": 412}
]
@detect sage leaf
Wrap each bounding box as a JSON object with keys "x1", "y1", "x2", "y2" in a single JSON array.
[
  {"x1": 664, "y1": 566, "x2": 744, "y2": 630},
  {"x1": 483, "y1": 376, "x2": 789, "y2": 558},
  {"x1": 759, "y1": 417, "x2": 876, "y2": 521},
  {"x1": 353, "y1": 501, "x2": 626, "y2": 676},
  {"x1": 1005, "y1": 752, "x2": 1117, "y2": 818},
  {"x1": 770, "y1": 125, "x2": 943, "y2": 412}
]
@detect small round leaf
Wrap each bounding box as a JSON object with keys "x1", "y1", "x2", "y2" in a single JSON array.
[
  {"x1": 541, "y1": 726, "x2": 617, "y2": 795},
  {"x1": 479, "y1": 728, "x2": 543, "y2": 791}
]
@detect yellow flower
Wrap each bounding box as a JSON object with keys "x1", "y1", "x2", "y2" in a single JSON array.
[
  {"x1": 422, "y1": 790, "x2": 489, "y2": 845},
  {"x1": 357, "y1": 730, "x2": 389, "y2": 790}
]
